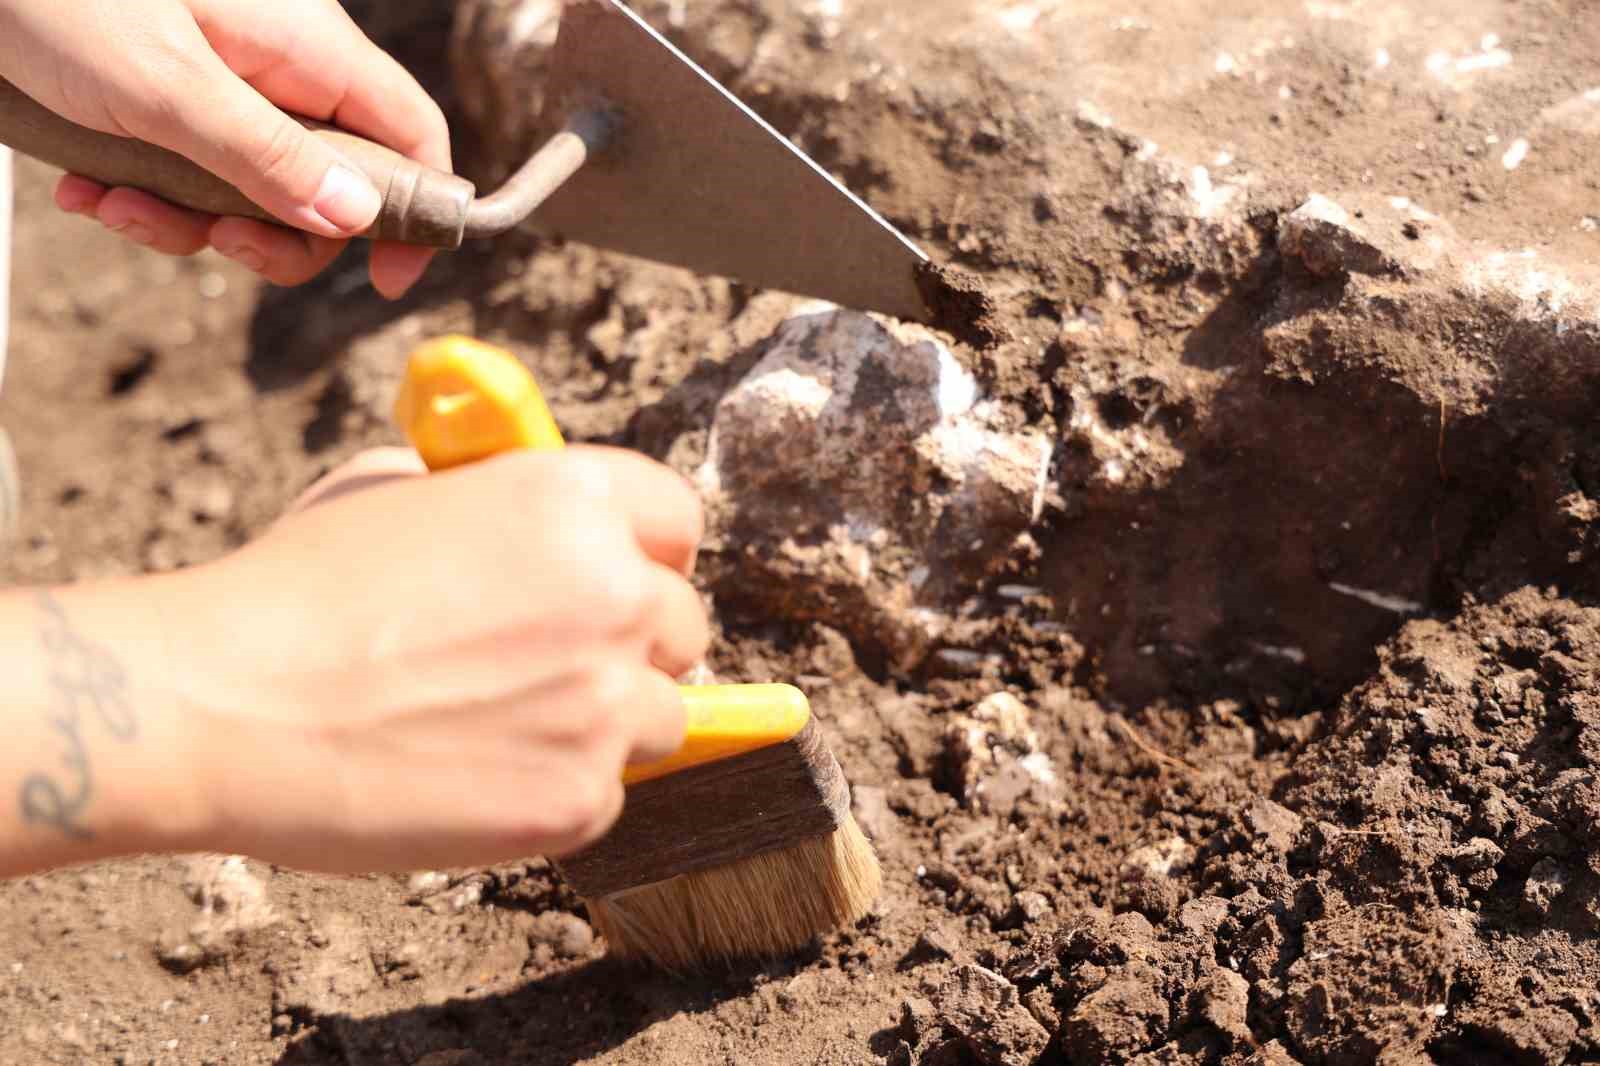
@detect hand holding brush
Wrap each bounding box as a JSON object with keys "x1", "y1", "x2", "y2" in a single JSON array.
[{"x1": 395, "y1": 334, "x2": 883, "y2": 969}]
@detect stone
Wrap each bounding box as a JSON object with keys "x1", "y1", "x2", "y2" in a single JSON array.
[
  {"x1": 1279, "y1": 191, "x2": 1455, "y2": 282},
  {"x1": 1061, "y1": 970, "x2": 1172, "y2": 1061},
  {"x1": 527, "y1": 912, "x2": 596, "y2": 958},
  {"x1": 1447, "y1": 837, "x2": 1504, "y2": 873},
  {"x1": 155, "y1": 940, "x2": 203, "y2": 975},
  {"x1": 1522, "y1": 858, "x2": 1569, "y2": 918},
  {"x1": 1178, "y1": 896, "x2": 1231, "y2": 939},
  {"x1": 1010, "y1": 891, "x2": 1051, "y2": 925},
  {"x1": 422, "y1": 879, "x2": 484, "y2": 916},
  {"x1": 850, "y1": 785, "x2": 896, "y2": 843},
  {"x1": 405, "y1": 870, "x2": 494, "y2": 916},
  {"x1": 970, "y1": 692, "x2": 1040, "y2": 749},
  {"x1": 1243, "y1": 798, "x2": 1303, "y2": 854},
  {"x1": 929, "y1": 965, "x2": 1052, "y2": 1066},
  {"x1": 1279, "y1": 195, "x2": 1399, "y2": 278},
  {"x1": 171, "y1": 470, "x2": 233, "y2": 523},
  {"x1": 1190, "y1": 967, "x2": 1251, "y2": 1045},
  {"x1": 157, "y1": 856, "x2": 277, "y2": 973},
  {"x1": 694, "y1": 308, "x2": 1051, "y2": 672},
  {"x1": 1121, "y1": 836, "x2": 1195, "y2": 881},
  {"x1": 405, "y1": 871, "x2": 451, "y2": 900},
  {"x1": 943, "y1": 692, "x2": 1058, "y2": 812},
  {"x1": 899, "y1": 995, "x2": 938, "y2": 1045},
  {"x1": 912, "y1": 925, "x2": 959, "y2": 962}
]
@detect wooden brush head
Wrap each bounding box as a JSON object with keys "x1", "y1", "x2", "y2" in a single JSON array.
[{"x1": 556, "y1": 717, "x2": 850, "y2": 900}]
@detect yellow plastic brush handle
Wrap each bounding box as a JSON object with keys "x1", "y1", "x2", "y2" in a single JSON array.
[
  {"x1": 624, "y1": 683, "x2": 810, "y2": 785},
  {"x1": 393, "y1": 335, "x2": 565, "y2": 468},
  {"x1": 393, "y1": 335, "x2": 811, "y2": 786}
]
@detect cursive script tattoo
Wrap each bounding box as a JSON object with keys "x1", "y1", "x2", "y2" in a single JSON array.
[{"x1": 18, "y1": 592, "x2": 137, "y2": 838}]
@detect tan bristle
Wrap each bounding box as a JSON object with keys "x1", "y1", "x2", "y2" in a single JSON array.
[{"x1": 584, "y1": 814, "x2": 881, "y2": 971}]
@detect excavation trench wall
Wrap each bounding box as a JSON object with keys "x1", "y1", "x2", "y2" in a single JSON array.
[{"x1": 455, "y1": 0, "x2": 1600, "y2": 710}]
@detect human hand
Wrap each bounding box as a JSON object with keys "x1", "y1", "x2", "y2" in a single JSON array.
[
  {"x1": 157, "y1": 445, "x2": 708, "y2": 874},
  {"x1": 0, "y1": 0, "x2": 451, "y2": 298}
]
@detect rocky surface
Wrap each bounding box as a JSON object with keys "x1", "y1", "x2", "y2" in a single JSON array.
[
  {"x1": 449, "y1": 0, "x2": 1600, "y2": 715},
  {"x1": 155, "y1": 856, "x2": 279, "y2": 975},
  {"x1": 694, "y1": 307, "x2": 1050, "y2": 672}
]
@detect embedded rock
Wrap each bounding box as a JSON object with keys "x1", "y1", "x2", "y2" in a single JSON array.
[
  {"x1": 156, "y1": 855, "x2": 277, "y2": 973},
  {"x1": 928, "y1": 964, "x2": 1052, "y2": 1066},
  {"x1": 941, "y1": 691, "x2": 1057, "y2": 813},
  {"x1": 694, "y1": 308, "x2": 1051, "y2": 671}
]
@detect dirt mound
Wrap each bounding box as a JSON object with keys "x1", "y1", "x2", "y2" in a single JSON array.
[
  {"x1": 1281, "y1": 590, "x2": 1600, "y2": 1062},
  {"x1": 979, "y1": 589, "x2": 1599, "y2": 1064}
]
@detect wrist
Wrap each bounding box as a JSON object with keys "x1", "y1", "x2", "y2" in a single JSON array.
[
  {"x1": 50, "y1": 575, "x2": 221, "y2": 856},
  {"x1": 0, "y1": 575, "x2": 218, "y2": 876},
  {"x1": 142, "y1": 558, "x2": 343, "y2": 870}
]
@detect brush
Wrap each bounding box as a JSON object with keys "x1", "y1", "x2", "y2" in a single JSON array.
[{"x1": 393, "y1": 333, "x2": 882, "y2": 969}]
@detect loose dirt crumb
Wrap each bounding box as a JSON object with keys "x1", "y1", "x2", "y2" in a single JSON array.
[{"x1": 915, "y1": 261, "x2": 1008, "y2": 349}]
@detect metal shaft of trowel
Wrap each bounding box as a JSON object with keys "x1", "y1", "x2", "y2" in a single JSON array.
[{"x1": 463, "y1": 109, "x2": 618, "y2": 240}]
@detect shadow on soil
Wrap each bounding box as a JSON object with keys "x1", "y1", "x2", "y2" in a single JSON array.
[
  {"x1": 242, "y1": 239, "x2": 499, "y2": 394},
  {"x1": 242, "y1": 0, "x2": 510, "y2": 395},
  {"x1": 272, "y1": 954, "x2": 790, "y2": 1066},
  {"x1": 1028, "y1": 238, "x2": 1600, "y2": 713}
]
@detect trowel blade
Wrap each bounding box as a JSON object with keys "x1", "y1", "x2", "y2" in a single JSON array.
[{"x1": 533, "y1": 0, "x2": 933, "y2": 324}]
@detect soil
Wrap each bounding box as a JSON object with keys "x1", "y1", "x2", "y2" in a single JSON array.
[{"x1": 3, "y1": 1, "x2": 1600, "y2": 1064}]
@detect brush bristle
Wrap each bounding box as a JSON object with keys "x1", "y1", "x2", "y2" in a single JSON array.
[{"x1": 584, "y1": 814, "x2": 881, "y2": 970}]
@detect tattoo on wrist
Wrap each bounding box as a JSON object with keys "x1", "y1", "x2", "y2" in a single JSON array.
[{"x1": 17, "y1": 591, "x2": 137, "y2": 839}]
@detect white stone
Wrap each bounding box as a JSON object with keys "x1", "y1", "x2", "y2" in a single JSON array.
[
  {"x1": 695, "y1": 309, "x2": 1052, "y2": 669},
  {"x1": 1121, "y1": 836, "x2": 1195, "y2": 880}
]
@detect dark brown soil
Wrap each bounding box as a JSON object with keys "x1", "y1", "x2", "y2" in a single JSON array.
[
  {"x1": 915, "y1": 263, "x2": 1008, "y2": 350},
  {"x1": 2, "y1": 1, "x2": 1600, "y2": 1064}
]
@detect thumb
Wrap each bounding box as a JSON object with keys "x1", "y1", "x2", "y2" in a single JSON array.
[
  {"x1": 120, "y1": 50, "x2": 380, "y2": 239},
  {"x1": 280, "y1": 447, "x2": 428, "y2": 519}
]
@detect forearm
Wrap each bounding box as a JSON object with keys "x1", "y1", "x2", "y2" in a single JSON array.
[{"x1": 0, "y1": 580, "x2": 213, "y2": 878}]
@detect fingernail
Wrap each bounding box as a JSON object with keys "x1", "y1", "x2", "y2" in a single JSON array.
[
  {"x1": 111, "y1": 222, "x2": 155, "y2": 246},
  {"x1": 313, "y1": 164, "x2": 381, "y2": 234},
  {"x1": 218, "y1": 244, "x2": 267, "y2": 273}
]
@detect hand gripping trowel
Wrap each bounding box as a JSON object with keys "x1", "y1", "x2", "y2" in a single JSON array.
[{"x1": 0, "y1": 0, "x2": 958, "y2": 327}]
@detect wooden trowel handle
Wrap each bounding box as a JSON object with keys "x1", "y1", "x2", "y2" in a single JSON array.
[{"x1": 0, "y1": 77, "x2": 477, "y2": 248}]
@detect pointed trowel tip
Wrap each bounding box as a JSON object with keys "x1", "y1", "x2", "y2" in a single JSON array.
[{"x1": 914, "y1": 261, "x2": 1009, "y2": 349}]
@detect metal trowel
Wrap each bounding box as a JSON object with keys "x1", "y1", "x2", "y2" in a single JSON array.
[{"x1": 0, "y1": 0, "x2": 938, "y2": 324}]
